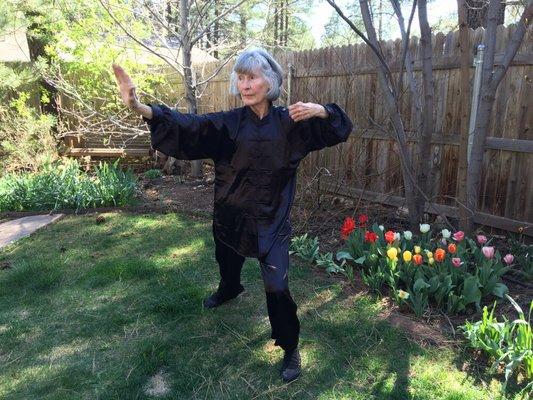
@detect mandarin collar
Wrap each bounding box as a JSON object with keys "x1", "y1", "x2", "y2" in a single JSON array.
[{"x1": 245, "y1": 102, "x2": 273, "y2": 125}]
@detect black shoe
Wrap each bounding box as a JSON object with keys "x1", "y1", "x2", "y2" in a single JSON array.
[
  {"x1": 203, "y1": 286, "x2": 244, "y2": 309},
  {"x1": 280, "y1": 348, "x2": 301, "y2": 382}
]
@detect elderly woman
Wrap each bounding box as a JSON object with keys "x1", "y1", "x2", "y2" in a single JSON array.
[{"x1": 113, "y1": 47, "x2": 353, "y2": 382}]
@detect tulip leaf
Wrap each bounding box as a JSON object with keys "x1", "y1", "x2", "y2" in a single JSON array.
[
  {"x1": 354, "y1": 256, "x2": 366, "y2": 265},
  {"x1": 413, "y1": 278, "x2": 430, "y2": 292},
  {"x1": 491, "y1": 283, "x2": 508, "y2": 298},
  {"x1": 336, "y1": 251, "x2": 354, "y2": 261},
  {"x1": 505, "y1": 294, "x2": 523, "y2": 315},
  {"x1": 462, "y1": 275, "x2": 481, "y2": 306}
]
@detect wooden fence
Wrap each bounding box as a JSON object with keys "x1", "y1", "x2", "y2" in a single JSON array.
[{"x1": 71, "y1": 25, "x2": 533, "y2": 233}]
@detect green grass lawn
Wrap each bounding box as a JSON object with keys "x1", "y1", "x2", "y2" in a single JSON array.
[{"x1": 0, "y1": 212, "x2": 513, "y2": 399}]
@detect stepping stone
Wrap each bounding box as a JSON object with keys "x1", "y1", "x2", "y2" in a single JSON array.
[{"x1": 0, "y1": 214, "x2": 65, "y2": 249}]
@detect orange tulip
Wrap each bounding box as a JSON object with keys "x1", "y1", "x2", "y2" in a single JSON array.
[
  {"x1": 435, "y1": 248, "x2": 446, "y2": 262},
  {"x1": 413, "y1": 254, "x2": 423, "y2": 265},
  {"x1": 447, "y1": 243, "x2": 457, "y2": 254}
]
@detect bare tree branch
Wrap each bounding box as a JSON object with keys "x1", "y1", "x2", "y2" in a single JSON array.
[
  {"x1": 491, "y1": 0, "x2": 533, "y2": 87},
  {"x1": 190, "y1": 0, "x2": 248, "y2": 45},
  {"x1": 325, "y1": 0, "x2": 394, "y2": 81},
  {"x1": 97, "y1": 0, "x2": 184, "y2": 76}
]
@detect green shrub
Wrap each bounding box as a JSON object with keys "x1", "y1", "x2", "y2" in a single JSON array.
[
  {"x1": 289, "y1": 233, "x2": 319, "y2": 263},
  {"x1": 0, "y1": 158, "x2": 137, "y2": 212},
  {"x1": 0, "y1": 102, "x2": 58, "y2": 174},
  {"x1": 144, "y1": 169, "x2": 163, "y2": 180},
  {"x1": 461, "y1": 296, "x2": 532, "y2": 395}
]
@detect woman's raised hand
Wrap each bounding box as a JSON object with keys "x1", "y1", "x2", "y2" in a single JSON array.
[
  {"x1": 288, "y1": 102, "x2": 328, "y2": 122},
  {"x1": 112, "y1": 64, "x2": 141, "y2": 111}
]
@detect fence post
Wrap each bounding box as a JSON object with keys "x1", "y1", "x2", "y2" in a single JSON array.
[
  {"x1": 287, "y1": 63, "x2": 293, "y2": 106},
  {"x1": 467, "y1": 44, "x2": 485, "y2": 164}
]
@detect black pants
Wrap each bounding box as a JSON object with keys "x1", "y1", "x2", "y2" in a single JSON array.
[{"x1": 213, "y1": 227, "x2": 300, "y2": 351}]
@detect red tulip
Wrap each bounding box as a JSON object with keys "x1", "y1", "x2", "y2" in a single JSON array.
[
  {"x1": 413, "y1": 254, "x2": 423, "y2": 265},
  {"x1": 358, "y1": 214, "x2": 369, "y2": 226},
  {"x1": 384, "y1": 230, "x2": 395, "y2": 244},
  {"x1": 341, "y1": 217, "x2": 356, "y2": 240},
  {"x1": 364, "y1": 231, "x2": 378, "y2": 243}
]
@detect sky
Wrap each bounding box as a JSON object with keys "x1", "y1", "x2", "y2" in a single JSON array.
[{"x1": 305, "y1": 0, "x2": 458, "y2": 45}]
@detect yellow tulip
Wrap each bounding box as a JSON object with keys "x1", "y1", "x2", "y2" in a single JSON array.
[
  {"x1": 414, "y1": 246, "x2": 421, "y2": 254},
  {"x1": 426, "y1": 250, "x2": 433, "y2": 259},
  {"x1": 387, "y1": 247, "x2": 398, "y2": 260},
  {"x1": 398, "y1": 290, "x2": 410, "y2": 300},
  {"x1": 403, "y1": 251, "x2": 413, "y2": 262},
  {"x1": 428, "y1": 257, "x2": 435, "y2": 265}
]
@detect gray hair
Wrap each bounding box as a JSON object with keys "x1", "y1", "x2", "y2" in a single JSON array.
[{"x1": 229, "y1": 47, "x2": 283, "y2": 101}]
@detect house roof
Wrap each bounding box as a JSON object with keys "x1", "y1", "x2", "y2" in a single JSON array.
[{"x1": 0, "y1": 28, "x2": 217, "y2": 66}]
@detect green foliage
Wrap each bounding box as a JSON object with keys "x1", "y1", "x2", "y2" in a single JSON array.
[
  {"x1": 508, "y1": 234, "x2": 533, "y2": 281},
  {"x1": 289, "y1": 233, "x2": 320, "y2": 263},
  {"x1": 406, "y1": 278, "x2": 431, "y2": 317},
  {"x1": 315, "y1": 252, "x2": 344, "y2": 274},
  {"x1": 144, "y1": 169, "x2": 163, "y2": 180},
  {"x1": 360, "y1": 259, "x2": 387, "y2": 295},
  {"x1": 0, "y1": 158, "x2": 137, "y2": 212},
  {"x1": 338, "y1": 221, "x2": 513, "y2": 317},
  {"x1": 0, "y1": 103, "x2": 58, "y2": 173},
  {"x1": 461, "y1": 296, "x2": 533, "y2": 395}
]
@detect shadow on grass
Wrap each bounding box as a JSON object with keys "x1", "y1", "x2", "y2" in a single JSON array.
[
  {"x1": 0, "y1": 212, "x2": 488, "y2": 399},
  {"x1": 452, "y1": 344, "x2": 530, "y2": 399}
]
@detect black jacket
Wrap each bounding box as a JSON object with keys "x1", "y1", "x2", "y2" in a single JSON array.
[{"x1": 144, "y1": 102, "x2": 353, "y2": 257}]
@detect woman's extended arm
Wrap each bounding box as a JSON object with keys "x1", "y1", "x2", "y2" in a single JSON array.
[
  {"x1": 112, "y1": 64, "x2": 151, "y2": 118},
  {"x1": 112, "y1": 64, "x2": 229, "y2": 160}
]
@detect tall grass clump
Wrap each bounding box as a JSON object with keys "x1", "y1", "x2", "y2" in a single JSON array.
[{"x1": 0, "y1": 158, "x2": 138, "y2": 212}]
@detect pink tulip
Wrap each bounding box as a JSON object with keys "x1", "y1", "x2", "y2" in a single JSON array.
[
  {"x1": 482, "y1": 246, "x2": 495, "y2": 259},
  {"x1": 453, "y1": 231, "x2": 465, "y2": 242},
  {"x1": 452, "y1": 257, "x2": 463, "y2": 268},
  {"x1": 476, "y1": 234, "x2": 488, "y2": 245},
  {"x1": 503, "y1": 254, "x2": 514, "y2": 265}
]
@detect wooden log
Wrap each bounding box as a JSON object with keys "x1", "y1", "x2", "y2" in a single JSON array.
[{"x1": 320, "y1": 178, "x2": 533, "y2": 236}]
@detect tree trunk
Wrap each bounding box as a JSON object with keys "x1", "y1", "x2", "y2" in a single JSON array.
[
  {"x1": 359, "y1": 0, "x2": 421, "y2": 228},
  {"x1": 180, "y1": 0, "x2": 203, "y2": 178},
  {"x1": 240, "y1": 11, "x2": 247, "y2": 45},
  {"x1": 415, "y1": 0, "x2": 435, "y2": 223},
  {"x1": 465, "y1": 0, "x2": 501, "y2": 231},
  {"x1": 457, "y1": 0, "x2": 472, "y2": 231}
]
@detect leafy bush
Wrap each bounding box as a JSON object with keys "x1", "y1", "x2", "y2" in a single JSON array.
[
  {"x1": 144, "y1": 169, "x2": 163, "y2": 180},
  {"x1": 0, "y1": 158, "x2": 137, "y2": 212},
  {"x1": 461, "y1": 296, "x2": 532, "y2": 395},
  {"x1": 289, "y1": 234, "x2": 319, "y2": 263},
  {"x1": 315, "y1": 252, "x2": 344, "y2": 274},
  {"x1": 0, "y1": 102, "x2": 58, "y2": 174}
]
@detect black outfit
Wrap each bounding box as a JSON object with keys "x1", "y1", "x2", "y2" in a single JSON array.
[{"x1": 144, "y1": 101, "x2": 353, "y2": 351}]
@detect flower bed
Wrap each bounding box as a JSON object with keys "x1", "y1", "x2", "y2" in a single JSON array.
[{"x1": 336, "y1": 216, "x2": 516, "y2": 317}]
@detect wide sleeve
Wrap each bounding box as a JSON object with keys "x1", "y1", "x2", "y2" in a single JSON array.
[
  {"x1": 290, "y1": 103, "x2": 353, "y2": 159},
  {"x1": 142, "y1": 104, "x2": 230, "y2": 161}
]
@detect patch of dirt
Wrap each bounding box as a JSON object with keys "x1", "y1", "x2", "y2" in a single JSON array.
[
  {"x1": 377, "y1": 297, "x2": 455, "y2": 348},
  {"x1": 137, "y1": 167, "x2": 214, "y2": 216}
]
